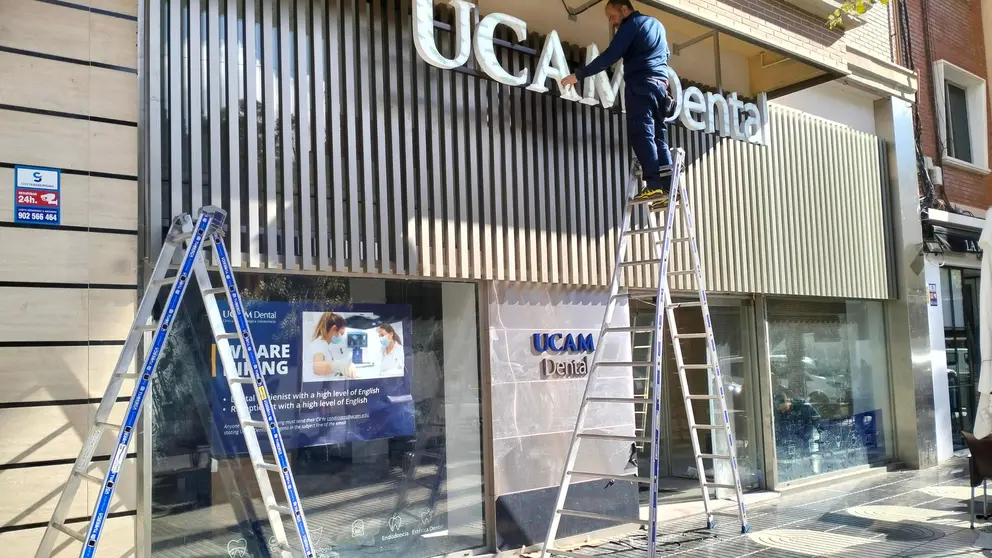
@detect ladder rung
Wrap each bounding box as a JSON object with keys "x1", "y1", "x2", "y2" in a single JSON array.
[
  {"x1": 692, "y1": 425, "x2": 728, "y2": 430},
  {"x1": 217, "y1": 332, "x2": 241, "y2": 340},
  {"x1": 595, "y1": 361, "x2": 655, "y2": 368},
  {"x1": 95, "y1": 421, "x2": 121, "y2": 430},
  {"x1": 578, "y1": 432, "x2": 652, "y2": 443},
  {"x1": 556, "y1": 508, "x2": 649, "y2": 526},
  {"x1": 704, "y1": 483, "x2": 739, "y2": 490},
  {"x1": 76, "y1": 471, "x2": 105, "y2": 485},
  {"x1": 137, "y1": 322, "x2": 159, "y2": 332},
  {"x1": 605, "y1": 326, "x2": 655, "y2": 334},
  {"x1": 587, "y1": 396, "x2": 652, "y2": 404},
  {"x1": 668, "y1": 301, "x2": 705, "y2": 309},
  {"x1": 116, "y1": 372, "x2": 139, "y2": 380},
  {"x1": 687, "y1": 395, "x2": 720, "y2": 400},
  {"x1": 568, "y1": 471, "x2": 652, "y2": 483},
  {"x1": 150, "y1": 277, "x2": 177, "y2": 289},
  {"x1": 256, "y1": 462, "x2": 281, "y2": 472},
  {"x1": 620, "y1": 258, "x2": 662, "y2": 267},
  {"x1": 52, "y1": 522, "x2": 87, "y2": 543},
  {"x1": 699, "y1": 453, "x2": 733, "y2": 460},
  {"x1": 229, "y1": 376, "x2": 255, "y2": 384},
  {"x1": 547, "y1": 550, "x2": 599, "y2": 558},
  {"x1": 682, "y1": 364, "x2": 715, "y2": 370},
  {"x1": 269, "y1": 504, "x2": 293, "y2": 515},
  {"x1": 675, "y1": 333, "x2": 709, "y2": 339},
  {"x1": 202, "y1": 286, "x2": 227, "y2": 296},
  {"x1": 242, "y1": 420, "x2": 268, "y2": 429},
  {"x1": 624, "y1": 226, "x2": 666, "y2": 236},
  {"x1": 667, "y1": 270, "x2": 697, "y2": 276}
]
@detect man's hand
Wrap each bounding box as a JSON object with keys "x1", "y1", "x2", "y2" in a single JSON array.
[{"x1": 562, "y1": 74, "x2": 579, "y2": 87}]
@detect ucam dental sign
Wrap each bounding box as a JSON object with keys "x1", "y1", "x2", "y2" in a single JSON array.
[{"x1": 412, "y1": 0, "x2": 770, "y2": 145}]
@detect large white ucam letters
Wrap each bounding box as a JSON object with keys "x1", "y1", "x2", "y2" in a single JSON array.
[{"x1": 412, "y1": 0, "x2": 769, "y2": 146}]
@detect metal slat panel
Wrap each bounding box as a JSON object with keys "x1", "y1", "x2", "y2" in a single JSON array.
[
  {"x1": 458, "y1": 59, "x2": 484, "y2": 279},
  {"x1": 506, "y1": 44, "x2": 532, "y2": 281},
  {"x1": 580, "y1": 102, "x2": 596, "y2": 285},
  {"x1": 262, "y1": 0, "x2": 278, "y2": 268},
  {"x1": 279, "y1": 0, "x2": 295, "y2": 269},
  {"x1": 455, "y1": 68, "x2": 471, "y2": 278},
  {"x1": 149, "y1": 0, "x2": 163, "y2": 251},
  {"x1": 189, "y1": 0, "x2": 203, "y2": 215},
  {"x1": 525, "y1": 67, "x2": 558, "y2": 283},
  {"x1": 545, "y1": 94, "x2": 560, "y2": 284},
  {"x1": 341, "y1": 0, "x2": 361, "y2": 272},
  {"x1": 245, "y1": 0, "x2": 261, "y2": 267},
  {"x1": 327, "y1": 0, "x2": 345, "y2": 271},
  {"x1": 297, "y1": 0, "x2": 313, "y2": 270},
  {"x1": 357, "y1": 0, "x2": 376, "y2": 272},
  {"x1": 868, "y1": 139, "x2": 886, "y2": 297},
  {"x1": 824, "y1": 123, "x2": 841, "y2": 297},
  {"x1": 169, "y1": 0, "x2": 182, "y2": 219},
  {"x1": 226, "y1": 0, "x2": 242, "y2": 266},
  {"x1": 425, "y1": 53, "x2": 442, "y2": 277},
  {"x1": 370, "y1": 0, "x2": 390, "y2": 274},
  {"x1": 313, "y1": 0, "x2": 330, "y2": 271},
  {"x1": 207, "y1": 0, "x2": 222, "y2": 266},
  {"x1": 797, "y1": 114, "x2": 813, "y2": 295},
  {"x1": 490, "y1": 51, "x2": 506, "y2": 282},
  {"x1": 386, "y1": 0, "x2": 408, "y2": 276},
  {"x1": 398, "y1": 0, "x2": 418, "y2": 275},
  {"x1": 411, "y1": 13, "x2": 431, "y2": 276},
  {"x1": 440, "y1": 61, "x2": 456, "y2": 278},
  {"x1": 478, "y1": 71, "x2": 495, "y2": 280},
  {"x1": 564, "y1": 97, "x2": 580, "y2": 284}
]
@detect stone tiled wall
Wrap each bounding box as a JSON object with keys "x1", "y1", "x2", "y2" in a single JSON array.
[{"x1": 0, "y1": 0, "x2": 139, "y2": 554}]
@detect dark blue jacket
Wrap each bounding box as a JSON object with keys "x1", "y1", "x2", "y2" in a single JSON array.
[{"x1": 575, "y1": 11, "x2": 670, "y2": 84}]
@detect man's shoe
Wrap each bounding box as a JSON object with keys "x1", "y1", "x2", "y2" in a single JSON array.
[
  {"x1": 632, "y1": 187, "x2": 665, "y2": 202},
  {"x1": 650, "y1": 193, "x2": 670, "y2": 211}
]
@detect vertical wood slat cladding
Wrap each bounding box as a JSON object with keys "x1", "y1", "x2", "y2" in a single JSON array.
[{"x1": 151, "y1": 0, "x2": 892, "y2": 299}]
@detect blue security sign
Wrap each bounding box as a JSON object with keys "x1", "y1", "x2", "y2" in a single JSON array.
[
  {"x1": 14, "y1": 165, "x2": 61, "y2": 225},
  {"x1": 532, "y1": 332, "x2": 595, "y2": 353}
]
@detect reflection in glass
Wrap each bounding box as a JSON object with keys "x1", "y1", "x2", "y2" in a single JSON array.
[
  {"x1": 767, "y1": 299, "x2": 893, "y2": 483},
  {"x1": 150, "y1": 274, "x2": 486, "y2": 557},
  {"x1": 942, "y1": 267, "x2": 981, "y2": 450}
]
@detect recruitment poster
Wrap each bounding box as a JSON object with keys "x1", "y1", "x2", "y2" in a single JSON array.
[{"x1": 208, "y1": 301, "x2": 416, "y2": 457}]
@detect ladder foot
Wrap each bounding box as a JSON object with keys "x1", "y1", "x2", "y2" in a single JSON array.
[
  {"x1": 706, "y1": 517, "x2": 716, "y2": 530},
  {"x1": 742, "y1": 523, "x2": 751, "y2": 534}
]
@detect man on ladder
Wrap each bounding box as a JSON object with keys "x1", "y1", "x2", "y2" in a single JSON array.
[{"x1": 563, "y1": 0, "x2": 674, "y2": 209}]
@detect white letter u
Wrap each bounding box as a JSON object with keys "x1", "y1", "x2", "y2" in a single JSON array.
[{"x1": 413, "y1": 0, "x2": 473, "y2": 70}]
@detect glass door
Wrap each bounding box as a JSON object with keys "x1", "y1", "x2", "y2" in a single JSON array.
[{"x1": 943, "y1": 267, "x2": 982, "y2": 450}]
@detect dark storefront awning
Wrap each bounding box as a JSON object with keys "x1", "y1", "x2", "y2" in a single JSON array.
[{"x1": 923, "y1": 209, "x2": 984, "y2": 254}]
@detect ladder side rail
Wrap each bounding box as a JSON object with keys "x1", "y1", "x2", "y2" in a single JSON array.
[
  {"x1": 677, "y1": 170, "x2": 749, "y2": 531},
  {"x1": 78, "y1": 212, "x2": 214, "y2": 558},
  {"x1": 212, "y1": 234, "x2": 316, "y2": 558},
  {"x1": 644, "y1": 156, "x2": 685, "y2": 557},
  {"x1": 541, "y1": 165, "x2": 641, "y2": 557},
  {"x1": 35, "y1": 220, "x2": 190, "y2": 558},
  {"x1": 190, "y1": 251, "x2": 292, "y2": 557}
]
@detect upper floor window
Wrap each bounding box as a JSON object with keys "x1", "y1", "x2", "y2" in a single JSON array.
[{"x1": 933, "y1": 60, "x2": 990, "y2": 175}]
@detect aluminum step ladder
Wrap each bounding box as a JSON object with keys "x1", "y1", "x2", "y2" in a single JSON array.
[
  {"x1": 541, "y1": 148, "x2": 749, "y2": 558},
  {"x1": 36, "y1": 207, "x2": 315, "y2": 558}
]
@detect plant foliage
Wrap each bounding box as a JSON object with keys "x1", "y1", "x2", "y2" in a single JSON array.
[{"x1": 828, "y1": 0, "x2": 890, "y2": 29}]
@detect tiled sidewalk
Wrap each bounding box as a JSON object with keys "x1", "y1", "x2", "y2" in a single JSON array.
[{"x1": 543, "y1": 458, "x2": 992, "y2": 557}]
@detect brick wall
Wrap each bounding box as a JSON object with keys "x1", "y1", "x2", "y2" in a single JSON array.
[
  {"x1": 902, "y1": 0, "x2": 992, "y2": 210},
  {"x1": 0, "y1": 0, "x2": 139, "y2": 554},
  {"x1": 645, "y1": 0, "x2": 849, "y2": 72},
  {"x1": 846, "y1": 2, "x2": 893, "y2": 62}
]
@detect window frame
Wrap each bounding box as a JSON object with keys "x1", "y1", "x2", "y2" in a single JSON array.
[{"x1": 933, "y1": 59, "x2": 991, "y2": 175}]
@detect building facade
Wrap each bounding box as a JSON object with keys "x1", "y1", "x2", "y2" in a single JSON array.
[
  {"x1": 892, "y1": 0, "x2": 992, "y2": 452},
  {"x1": 0, "y1": 0, "x2": 951, "y2": 556}
]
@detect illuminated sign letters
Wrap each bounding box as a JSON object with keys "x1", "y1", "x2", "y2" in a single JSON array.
[{"x1": 413, "y1": 0, "x2": 770, "y2": 145}]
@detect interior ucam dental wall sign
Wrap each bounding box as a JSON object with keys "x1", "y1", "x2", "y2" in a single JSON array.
[{"x1": 413, "y1": 0, "x2": 770, "y2": 146}]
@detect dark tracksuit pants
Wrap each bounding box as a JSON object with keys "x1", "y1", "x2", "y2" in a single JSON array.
[{"x1": 624, "y1": 76, "x2": 673, "y2": 193}]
